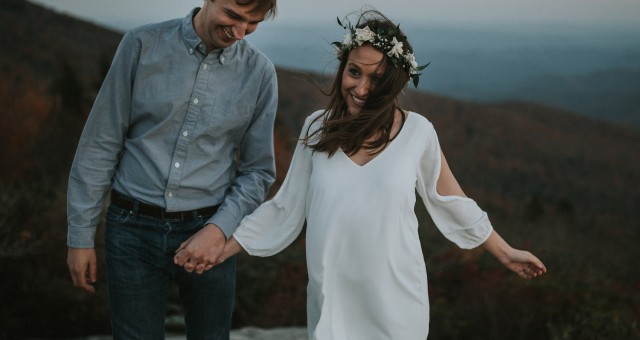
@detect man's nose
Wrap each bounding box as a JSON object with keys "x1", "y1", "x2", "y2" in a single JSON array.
[{"x1": 231, "y1": 22, "x2": 248, "y2": 40}]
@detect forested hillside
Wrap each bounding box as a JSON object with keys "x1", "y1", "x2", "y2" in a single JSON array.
[{"x1": 1, "y1": 0, "x2": 638, "y2": 338}]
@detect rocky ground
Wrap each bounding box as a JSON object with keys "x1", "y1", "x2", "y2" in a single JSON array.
[
  {"x1": 228, "y1": 327, "x2": 307, "y2": 340},
  {"x1": 66, "y1": 327, "x2": 308, "y2": 340}
]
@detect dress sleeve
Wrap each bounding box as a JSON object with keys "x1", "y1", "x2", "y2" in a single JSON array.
[
  {"x1": 415, "y1": 121, "x2": 493, "y2": 249},
  {"x1": 232, "y1": 112, "x2": 319, "y2": 256}
]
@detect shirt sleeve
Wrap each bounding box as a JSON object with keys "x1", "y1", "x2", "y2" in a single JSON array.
[
  {"x1": 66, "y1": 32, "x2": 140, "y2": 248},
  {"x1": 206, "y1": 60, "x2": 278, "y2": 238},
  {"x1": 232, "y1": 112, "x2": 318, "y2": 256},
  {"x1": 415, "y1": 121, "x2": 493, "y2": 249}
]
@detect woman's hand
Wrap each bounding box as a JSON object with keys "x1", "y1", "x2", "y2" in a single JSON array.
[
  {"x1": 499, "y1": 248, "x2": 547, "y2": 279},
  {"x1": 482, "y1": 230, "x2": 547, "y2": 279}
]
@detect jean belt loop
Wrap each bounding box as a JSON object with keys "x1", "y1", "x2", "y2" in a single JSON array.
[{"x1": 132, "y1": 199, "x2": 140, "y2": 217}]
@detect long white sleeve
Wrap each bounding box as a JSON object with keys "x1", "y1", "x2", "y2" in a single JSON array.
[
  {"x1": 415, "y1": 120, "x2": 493, "y2": 249},
  {"x1": 233, "y1": 111, "x2": 321, "y2": 256}
]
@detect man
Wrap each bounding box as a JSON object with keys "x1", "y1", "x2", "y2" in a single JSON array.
[{"x1": 66, "y1": 0, "x2": 278, "y2": 338}]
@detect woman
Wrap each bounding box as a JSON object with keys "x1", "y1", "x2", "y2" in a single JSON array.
[{"x1": 209, "y1": 10, "x2": 545, "y2": 339}]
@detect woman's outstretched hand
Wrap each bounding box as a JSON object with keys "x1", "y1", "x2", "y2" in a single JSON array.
[
  {"x1": 500, "y1": 248, "x2": 547, "y2": 279},
  {"x1": 482, "y1": 230, "x2": 547, "y2": 279}
]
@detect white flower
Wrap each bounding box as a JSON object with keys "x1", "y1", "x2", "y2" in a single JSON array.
[
  {"x1": 387, "y1": 37, "x2": 404, "y2": 59},
  {"x1": 405, "y1": 52, "x2": 418, "y2": 73},
  {"x1": 354, "y1": 26, "x2": 376, "y2": 45},
  {"x1": 342, "y1": 32, "x2": 353, "y2": 49}
]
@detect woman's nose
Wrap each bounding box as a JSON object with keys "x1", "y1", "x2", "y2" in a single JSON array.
[{"x1": 354, "y1": 79, "x2": 370, "y2": 97}]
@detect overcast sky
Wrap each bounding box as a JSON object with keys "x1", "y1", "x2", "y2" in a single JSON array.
[{"x1": 29, "y1": 0, "x2": 640, "y2": 32}]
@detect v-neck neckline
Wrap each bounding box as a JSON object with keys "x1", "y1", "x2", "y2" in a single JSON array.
[{"x1": 340, "y1": 111, "x2": 411, "y2": 168}]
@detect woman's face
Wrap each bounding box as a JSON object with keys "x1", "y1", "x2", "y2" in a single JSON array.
[{"x1": 341, "y1": 45, "x2": 386, "y2": 115}]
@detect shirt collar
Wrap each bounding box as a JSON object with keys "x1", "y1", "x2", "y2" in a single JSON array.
[{"x1": 181, "y1": 7, "x2": 236, "y2": 64}]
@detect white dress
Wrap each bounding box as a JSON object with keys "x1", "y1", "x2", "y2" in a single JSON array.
[{"x1": 234, "y1": 110, "x2": 493, "y2": 339}]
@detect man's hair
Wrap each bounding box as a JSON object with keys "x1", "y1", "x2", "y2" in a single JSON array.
[{"x1": 235, "y1": 0, "x2": 277, "y2": 19}]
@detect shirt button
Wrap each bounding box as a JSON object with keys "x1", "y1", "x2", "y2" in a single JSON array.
[
  {"x1": 189, "y1": 48, "x2": 194, "y2": 54},
  {"x1": 220, "y1": 56, "x2": 225, "y2": 63},
  {"x1": 182, "y1": 131, "x2": 189, "y2": 137},
  {"x1": 203, "y1": 64, "x2": 208, "y2": 70},
  {"x1": 193, "y1": 98, "x2": 199, "y2": 104},
  {"x1": 168, "y1": 192, "x2": 173, "y2": 198},
  {"x1": 174, "y1": 162, "x2": 180, "y2": 168}
]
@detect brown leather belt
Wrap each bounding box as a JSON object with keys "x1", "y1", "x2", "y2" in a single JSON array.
[{"x1": 110, "y1": 190, "x2": 219, "y2": 221}]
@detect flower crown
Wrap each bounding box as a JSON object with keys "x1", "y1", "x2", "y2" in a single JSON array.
[{"x1": 332, "y1": 17, "x2": 429, "y2": 88}]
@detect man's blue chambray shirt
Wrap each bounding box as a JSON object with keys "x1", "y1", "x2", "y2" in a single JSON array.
[{"x1": 67, "y1": 8, "x2": 278, "y2": 248}]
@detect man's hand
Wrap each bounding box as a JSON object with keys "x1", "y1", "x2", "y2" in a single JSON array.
[
  {"x1": 67, "y1": 247, "x2": 97, "y2": 293},
  {"x1": 174, "y1": 224, "x2": 226, "y2": 274}
]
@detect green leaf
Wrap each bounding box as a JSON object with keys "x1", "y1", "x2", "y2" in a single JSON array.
[
  {"x1": 337, "y1": 17, "x2": 350, "y2": 30},
  {"x1": 416, "y1": 62, "x2": 431, "y2": 71}
]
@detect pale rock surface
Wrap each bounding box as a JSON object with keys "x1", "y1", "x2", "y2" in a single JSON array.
[{"x1": 69, "y1": 327, "x2": 308, "y2": 340}]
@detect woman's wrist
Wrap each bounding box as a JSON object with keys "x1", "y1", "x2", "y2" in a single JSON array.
[
  {"x1": 481, "y1": 230, "x2": 513, "y2": 264},
  {"x1": 222, "y1": 236, "x2": 243, "y2": 260}
]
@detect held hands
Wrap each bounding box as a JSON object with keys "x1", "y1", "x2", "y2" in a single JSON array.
[
  {"x1": 174, "y1": 223, "x2": 229, "y2": 274},
  {"x1": 69, "y1": 224, "x2": 231, "y2": 291}
]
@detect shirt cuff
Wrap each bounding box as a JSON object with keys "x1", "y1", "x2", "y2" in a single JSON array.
[
  {"x1": 67, "y1": 226, "x2": 97, "y2": 248},
  {"x1": 206, "y1": 209, "x2": 238, "y2": 239}
]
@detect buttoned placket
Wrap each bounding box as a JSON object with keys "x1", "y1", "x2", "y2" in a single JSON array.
[{"x1": 164, "y1": 46, "x2": 220, "y2": 209}]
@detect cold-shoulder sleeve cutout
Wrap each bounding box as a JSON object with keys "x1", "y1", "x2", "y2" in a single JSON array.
[{"x1": 415, "y1": 119, "x2": 493, "y2": 249}]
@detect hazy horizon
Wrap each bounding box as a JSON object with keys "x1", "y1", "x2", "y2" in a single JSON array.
[
  {"x1": 28, "y1": 0, "x2": 640, "y2": 32},
  {"x1": 25, "y1": 0, "x2": 640, "y2": 125}
]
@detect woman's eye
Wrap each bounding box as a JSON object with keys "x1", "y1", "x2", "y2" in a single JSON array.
[{"x1": 348, "y1": 68, "x2": 360, "y2": 76}]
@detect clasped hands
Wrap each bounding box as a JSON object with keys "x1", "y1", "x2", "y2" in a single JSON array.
[{"x1": 173, "y1": 223, "x2": 230, "y2": 274}]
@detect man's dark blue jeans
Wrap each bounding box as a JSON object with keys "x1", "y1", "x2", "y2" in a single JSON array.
[{"x1": 104, "y1": 204, "x2": 236, "y2": 339}]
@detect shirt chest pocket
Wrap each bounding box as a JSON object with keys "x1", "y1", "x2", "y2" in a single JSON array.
[
  {"x1": 209, "y1": 102, "x2": 254, "y2": 132},
  {"x1": 193, "y1": 99, "x2": 255, "y2": 150}
]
